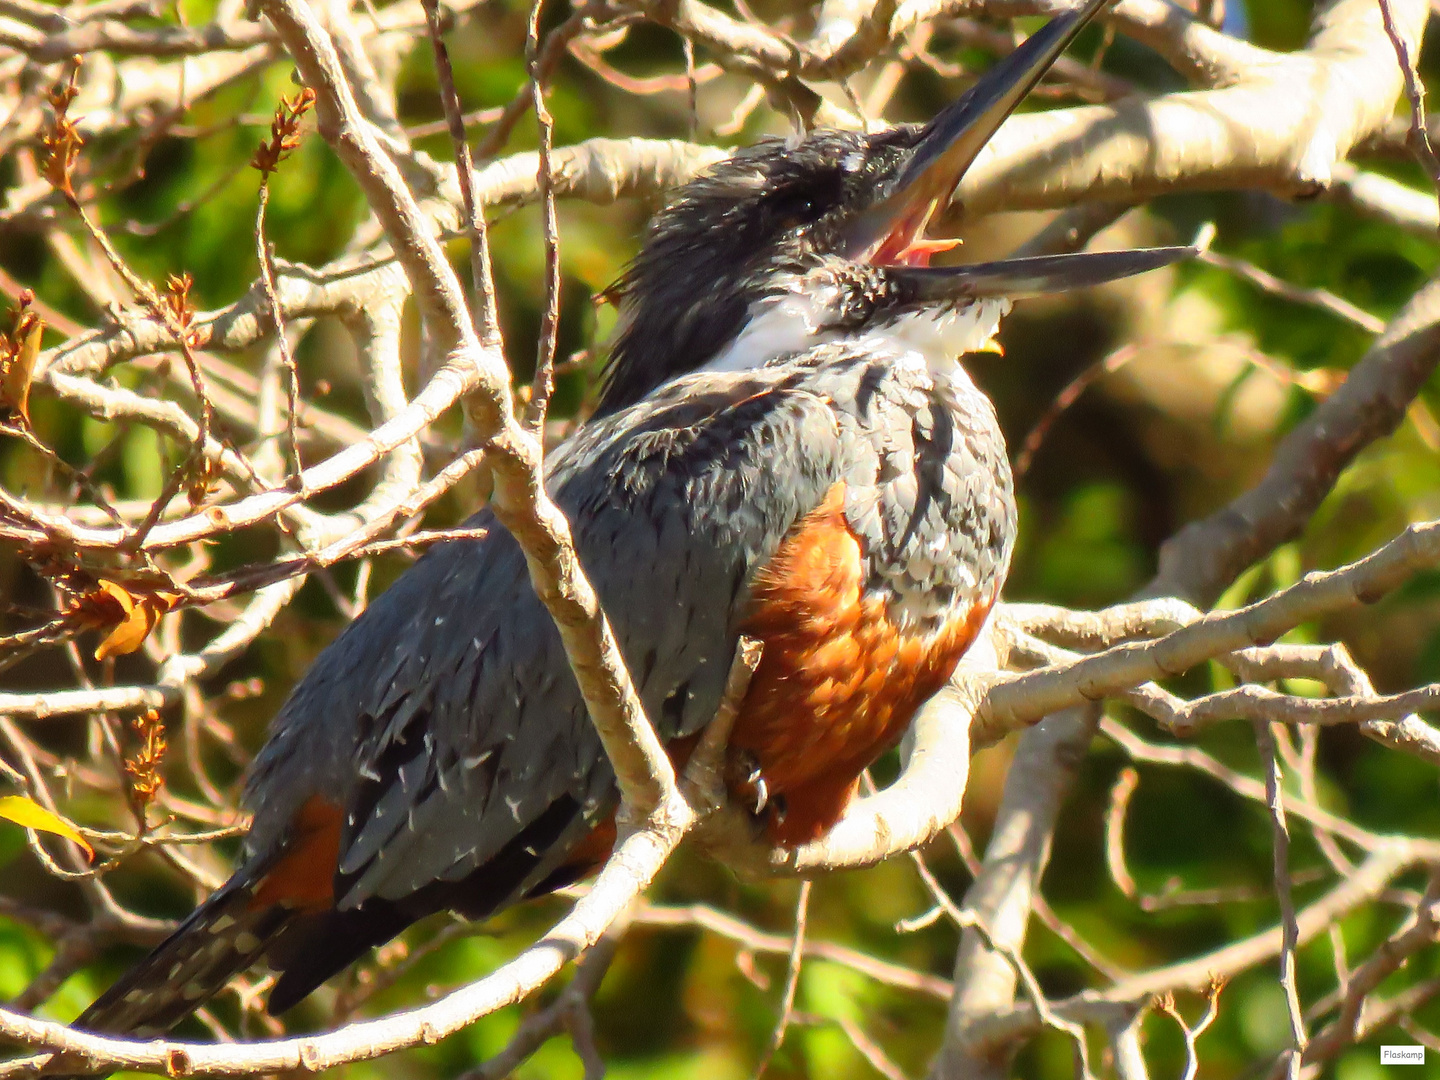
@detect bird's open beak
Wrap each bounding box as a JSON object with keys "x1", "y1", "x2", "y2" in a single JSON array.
[
  {"x1": 843, "y1": 0, "x2": 1111, "y2": 267},
  {"x1": 841, "y1": 0, "x2": 1194, "y2": 297}
]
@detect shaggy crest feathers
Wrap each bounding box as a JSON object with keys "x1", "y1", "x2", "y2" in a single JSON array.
[{"x1": 595, "y1": 127, "x2": 921, "y2": 416}]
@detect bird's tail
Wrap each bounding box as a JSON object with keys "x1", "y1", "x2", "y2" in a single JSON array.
[
  {"x1": 41, "y1": 878, "x2": 298, "y2": 1080},
  {"x1": 73, "y1": 881, "x2": 292, "y2": 1039},
  {"x1": 65, "y1": 794, "x2": 349, "y2": 1053}
]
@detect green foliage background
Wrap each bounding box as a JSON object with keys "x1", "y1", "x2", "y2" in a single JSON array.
[{"x1": 3, "y1": 1, "x2": 1440, "y2": 1077}]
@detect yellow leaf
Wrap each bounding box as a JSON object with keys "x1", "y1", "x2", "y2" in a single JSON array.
[
  {"x1": 95, "y1": 599, "x2": 158, "y2": 660},
  {"x1": 0, "y1": 794, "x2": 94, "y2": 860},
  {"x1": 72, "y1": 580, "x2": 179, "y2": 660},
  {"x1": 1, "y1": 313, "x2": 43, "y2": 422},
  {"x1": 67, "y1": 578, "x2": 128, "y2": 630},
  {"x1": 95, "y1": 578, "x2": 135, "y2": 613}
]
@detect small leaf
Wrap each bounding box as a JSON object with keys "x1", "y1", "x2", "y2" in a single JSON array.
[
  {"x1": 96, "y1": 604, "x2": 154, "y2": 660},
  {"x1": 69, "y1": 578, "x2": 133, "y2": 630},
  {"x1": 68, "y1": 580, "x2": 181, "y2": 660},
  {"x1": 96, "y1": 598, "x2": 149, "y2": 659},
  {"x1": 95, "y1": 578, "x2": 136, "y2": 612},
  {"x1": 0, "y1": 313, "x2": 42, "y2": 421},
  {"x1": 92, "y1": 584, "x2": 181, "y2": 660},
  {"x1": 0, "y1": 794, "x2": 94, "y2": 860}
]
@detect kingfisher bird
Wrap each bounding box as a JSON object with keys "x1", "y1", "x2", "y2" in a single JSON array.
[{"x1": 68, "y1": 0, "x2": 1185, "y2": 1040}]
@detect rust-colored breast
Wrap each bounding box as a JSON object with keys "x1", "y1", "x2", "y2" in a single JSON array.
[{"x1": 728, "y1": 483, "x2": 991, "y2": 845}]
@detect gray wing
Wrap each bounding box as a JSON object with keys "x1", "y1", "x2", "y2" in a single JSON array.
[{"x1": 241, "y1": 369, "x2": 845, "y2": 914}]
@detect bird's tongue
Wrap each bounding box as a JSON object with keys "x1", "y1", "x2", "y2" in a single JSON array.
[
  {"x1": 869, "y1": 204, "x2": 961, "y2": 269},
  {"x1": 872, "y1": 224, "x2": 962, "y2": 268}
]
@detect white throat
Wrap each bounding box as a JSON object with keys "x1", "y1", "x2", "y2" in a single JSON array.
[{"x1": 704, "y1": 286, "x2": 1011, "y2": 375}]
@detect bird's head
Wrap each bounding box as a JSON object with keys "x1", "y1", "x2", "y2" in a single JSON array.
[{"x1": 595, "y1": 0, "x2": 1190, "y2": 416}]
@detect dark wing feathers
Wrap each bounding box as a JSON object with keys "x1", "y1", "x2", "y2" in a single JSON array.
[
  {"x1": 73, "y1": 348, "x2": 1014, "y2": 1032},
  {"x1": 242, "y1": 370, "x2": 845, "y2": 916}
]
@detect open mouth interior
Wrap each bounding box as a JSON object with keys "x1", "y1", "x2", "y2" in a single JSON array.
[{"x1": 869, "y1": 204, "x2": 963, "y2": 268}]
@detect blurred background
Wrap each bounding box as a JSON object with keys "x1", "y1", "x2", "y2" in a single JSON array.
[{"x1": 3, "y1": 1, "x2": 1440, "y2": 1077}]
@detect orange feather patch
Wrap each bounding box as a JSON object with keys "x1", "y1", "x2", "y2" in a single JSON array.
[
  {"x1": 730, "y1": 482, "x2": 991, "y2": 844},
  {"x1": 250, "y1": 795, "x2": 344, "y2": 913}
]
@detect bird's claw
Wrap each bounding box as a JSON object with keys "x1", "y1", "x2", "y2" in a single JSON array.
[
  {"x1": 743, "y1": 766, "x2": 788, "y2": 824},
  {"x1": 750, "y1": 771, "x2": 768, "y2": 814},
  {"x1": 727, "y1": 753, "x2": 779, "y2": 821}
]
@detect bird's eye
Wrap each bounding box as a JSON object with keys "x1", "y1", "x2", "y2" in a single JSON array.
[
  {"x1": 763, "y1": 168, "x2": 843, "y2": 233},
  {"x1": 767, "y1": 190, "x2": 822, "y2": 232},
  {"x1": 783, "y1": 203, "x2": 814, "y2": 229},
  {"x1": 771, "y1": 198, "x2": 814, "y2": 230}
]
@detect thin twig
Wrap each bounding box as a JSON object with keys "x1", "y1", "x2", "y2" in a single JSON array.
[
  {"x1": 1377, "y1": 0, "x2": 1440, "y2": 225},
  {"x1": 1014, "y1": 343, "x2": 1137, "y2": 480},
  {"x1": 420, "y1": 0, "x2": 501, "y2": 347},
  {"x1": 523, "y1": 0, "x2": 561, "y2": 434},
  {"x1": 1104, "y1": 766, "x2": 1140, "y2": 899},
  {"x1": 1197, "y1": 245, "x2": 1386, "y2": 334},
  {"x1": 1155, "y1": 978, "x2": 1225, "y2": 1080},
  {"x1": 954, "y1": 906, "x2": 1097, "y2": 1080},
  {"x1": 1254, "y1": 719, "x2": 1306, "y2": 1079},
  {"x1": 251, "y1": 87, "x2": 315, "y2": 488},
  {"x1": 754, "y1": 880, "x2": 811, "y2": 1079}
]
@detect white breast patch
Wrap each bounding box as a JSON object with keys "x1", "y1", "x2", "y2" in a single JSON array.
[
  {"x1": 704, "y1": 284, "x2": 1011, "y2": 377},
  {"x1": 853, "y1": 299, "x2": 1011, "y2": 375},
  {"x1": 702, "y1": 279, "x2": 844, "y2": 374}
]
